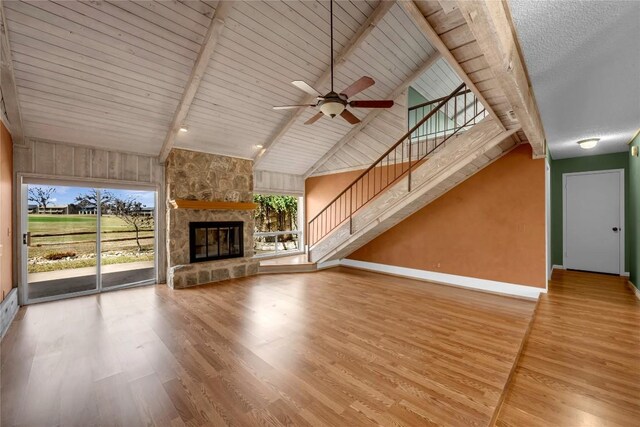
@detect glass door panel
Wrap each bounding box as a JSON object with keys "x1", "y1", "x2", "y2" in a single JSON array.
[
  {"x1": 26, "y1": 184, "x2": 98, "y2": 300},
  {"x1": 100, "y1": 189, "x2": 156, "y2": 289}
]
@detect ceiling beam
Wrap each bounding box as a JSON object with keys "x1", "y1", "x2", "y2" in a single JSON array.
[
  {"x1": 454, "y1": 0, "x2": 546, "y2": 156},
  {"x1": 253, "y1": 0, "x2": 397, "y2": 169},
  {"x1": 158, "y1": 1, "x2": 233, "y2": 163},
  {"x1": 0, "y1": 0, "x2": 25, "y2": 145},
  {"x1": 399, "y1": 0, "x2": 504, "y2": 132},
  {"x1": 304, "y1": 51, "x2": 442, "y2": 178}
]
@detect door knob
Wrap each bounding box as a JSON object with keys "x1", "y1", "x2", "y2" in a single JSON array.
[{"x1": 612, "y1": 227, "x2": 619, "y2": 232}]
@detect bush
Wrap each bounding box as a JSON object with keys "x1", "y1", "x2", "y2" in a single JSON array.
[{"x1": 44, "y1": 251, "x2": 77, "y2": 260}]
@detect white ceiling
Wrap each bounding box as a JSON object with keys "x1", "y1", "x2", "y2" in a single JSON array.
[
  {"x1": 509, "y1": 0, "x2": 640, "y2": 159},
  {"x1": 2, "y1": 0, "x2": 459, "y2": 174}
]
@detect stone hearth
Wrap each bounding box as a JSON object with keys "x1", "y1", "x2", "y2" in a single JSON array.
[{"x1": 165, "y1": 149, "x2": 258, "y2": 289}]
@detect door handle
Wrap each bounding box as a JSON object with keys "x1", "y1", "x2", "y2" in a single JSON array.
[{"x1": 612, "y1": 227, "x2": 619, "y2": 232}]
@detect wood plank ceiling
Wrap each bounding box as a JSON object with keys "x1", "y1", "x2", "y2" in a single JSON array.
[
  {"x1": 255, "y1": 1, "x2": 446, "y2": 175},
  {"x1": 312, "y1": 57, "x2": 464, "y2": 175},
  {"x1": 413, "y1": 0, "x2": 530, "y2": 149},
  {"x1": 3, "y1": 0, "x2": 208, "y2": 154},
  {"x1": 3, "y1": 0, "x2": 462, "y2": 173}
]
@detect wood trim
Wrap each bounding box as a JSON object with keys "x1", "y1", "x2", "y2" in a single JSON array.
[
  {"x1": 400, "y1": 0, "x2": 504, "y2": 131},
  {"x1": 628, "y1": 280, "x2": 640, "y2": 300},
  {"x1": 169, "y1": 199, "x2": 257, "y2": 210},
  {"x1": 159, "y1": 1, "x2": 233, "y2": 163},
  {"x1": 253, "y1": 0, "x2": 397, "y2": 168},
  {"x1": 454, "y1": 0, "x2": 546, "y2": 156},
  {"x1": 490, "y1": 296, "x2": 541, "y2": 424},
  {"x1": 627, "y1": 127, "x2": 640, "y2": 145},
  {"x1": 303, "y1": 51, "x2": 442, "y2": 178},
  {"x1": 0, "y1": 0, "x2": 25, "y2": 146}
]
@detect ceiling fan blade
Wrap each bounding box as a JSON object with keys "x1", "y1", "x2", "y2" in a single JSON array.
[
  {"x1": 273, "y1": 104, "x2": 315, "y2": 110},
  {"x1": 340, "y1": 76, "x2": 375, "y2": 98},
  {"x1": 340, "y1": 109, "x2": 361, "y2": 125},
  {"x1": 292, "y1": 80, "x2": 322, "y2": 96},
  {"x1": 349, "y1": 100, "x2": 394, "y2": 109},
  {"x1": 304, "y1": 111, "x2": 324, "y2": 125}
]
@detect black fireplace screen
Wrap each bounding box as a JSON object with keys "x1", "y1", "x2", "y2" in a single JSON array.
[{"x1": 189, "y1": 221, "x2": 243, "y2": 263}]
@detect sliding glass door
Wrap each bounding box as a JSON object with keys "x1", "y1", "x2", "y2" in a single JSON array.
[
  {"x1": 26, "y1": 185, "x2": 99, "y2": 301},
  {"x1": 100, "y1": 189, "x2": 156, "y2": 289},
  {"x1": 24, "y1": 183, "x2": 156, "y2": 303}
]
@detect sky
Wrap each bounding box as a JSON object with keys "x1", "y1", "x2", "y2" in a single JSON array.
[{"x1": 28, "y1": 185, "x2": 155, "y2": 207}]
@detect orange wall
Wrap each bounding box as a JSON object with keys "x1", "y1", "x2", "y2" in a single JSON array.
[
  {"x1": 305, "y1": 169, "x2": 363, "y2": 234},
  {"x1": 0, "y1": 121, "x2": 14, "y2": 302},
  {"x1": 346, "y1": 145, "x2": 546, "y2": 288}
]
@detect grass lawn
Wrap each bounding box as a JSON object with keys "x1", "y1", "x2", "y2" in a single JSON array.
[
  {"x1": 29, "y1": 214, "x2": 150, "y2": 233},
  {"x1": 28, "y1": 214, "x2": 155, "y2": 273}
]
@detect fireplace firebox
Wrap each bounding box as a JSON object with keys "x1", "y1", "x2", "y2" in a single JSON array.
[{"x1": 189, "y1": 221, "x2": 244, "y2": 263}]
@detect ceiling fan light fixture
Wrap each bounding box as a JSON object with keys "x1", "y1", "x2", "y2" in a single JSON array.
[
  {"x1": 320, "y1": 100, "x2": 345, "y2": 118},
  {"x1": 577, "y1": 138, "x2": 599, "y2": 149}
]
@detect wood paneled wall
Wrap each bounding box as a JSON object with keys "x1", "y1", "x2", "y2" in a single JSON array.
[
  {"x1": 254, "y1": 170, "x2": 304, "y2": 196},
  {"x1": 14, "y1": 138, "x2": 161, "y2": 183},
  {"x1": 1, "y1": 122, "x2": 14, "y2": 302}
]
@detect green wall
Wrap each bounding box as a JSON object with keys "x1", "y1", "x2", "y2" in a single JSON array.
[
  {"x1": 408, "y1": 87, "x2": 427, "y2": 107},
  {"x1": 407, "y1": 87, "x2": 455, "y2": 134},
  {"x1": 629, "y1": 133, "x2": 640, "y2": 288},
  {"x1": 550, "y1": 152, "x2": 631, "y2": 271}
]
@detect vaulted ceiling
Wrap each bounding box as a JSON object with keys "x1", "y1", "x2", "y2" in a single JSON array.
[{"x1": 2, "y1": 0, "x2": 462, "y2": 176}]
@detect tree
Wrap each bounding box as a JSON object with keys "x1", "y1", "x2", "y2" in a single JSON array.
[
  {"x1": 253, "y1": 195, "x2": 298, "y2": 233},
  {"x1": 108, "y1": 197, "x2": 153, "y2": 252},
  {"x1": 74, "y1": 189, "x2": 112, "y2": 211},
  {"x1": 76, "y1": 190, "x2": 152, "y2": 251},
  {"x1": 28, "y1": 186, "x2": 56, "y2": 211}
]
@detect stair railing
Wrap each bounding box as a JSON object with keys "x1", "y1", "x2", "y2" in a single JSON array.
[{"x1": 307, "y1": 82, "x2": 486, "y2": 247}]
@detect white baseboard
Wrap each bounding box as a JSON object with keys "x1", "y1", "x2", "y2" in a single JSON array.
[
  {"x1": 621, "y1": 272, "x2": 630, "y2": 277},
  {"x1": 629, "y1": 281, "x2": 640, "y2": 300},
  {"x1": 317, "y1": 259, "x2": 340, "y2": 270},
  {"x1": 1, "y1": 288, "x2": 19, "y2": 340},
  {"x1": 341, "y1": 259, "x2": 546, "y2": 300},
  {"x1": 552, "y1": 265, "x2": 564, "y2": 272}
]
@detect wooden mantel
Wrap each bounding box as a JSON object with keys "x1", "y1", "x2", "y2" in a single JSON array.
[{"x1": 169, "y1": 199, "x2": 257, "y2": 210}]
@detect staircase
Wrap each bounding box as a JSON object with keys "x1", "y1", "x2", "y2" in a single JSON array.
[{"x1": 308, "y1": 83, "x2": 518, "y2": 263}]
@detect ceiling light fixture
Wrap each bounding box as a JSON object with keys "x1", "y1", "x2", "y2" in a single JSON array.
[
  {"x1": 577, "y1": 138, "x2": 599, "y2": 150},
  {"x1": 255, "y1": 144, "x2": 264, "y2": 149},
  {"x1": 179, "y1": 126, "x2": 188, "y2": 133},
  {"x1": 319, "y1": 99, "x2": 346, "y2": 118}
]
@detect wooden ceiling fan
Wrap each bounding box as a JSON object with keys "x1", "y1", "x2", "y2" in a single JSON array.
[{"x1": 272, "y1": 0, "x2": 394, "y2": 125}]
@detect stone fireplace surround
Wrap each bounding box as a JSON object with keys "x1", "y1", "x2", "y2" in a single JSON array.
[{"x1": 165, "y1": 149, "x2": 259, "y2": 289}]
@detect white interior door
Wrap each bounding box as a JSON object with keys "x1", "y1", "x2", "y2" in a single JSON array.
[{"x1": 564, "y1": 170, "x2": 623, "y2": 274}]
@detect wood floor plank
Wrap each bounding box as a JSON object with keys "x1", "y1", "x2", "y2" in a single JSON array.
[
  {"x1": 496, "y1": 270, "x2": 640, "y2": 426},
  {"x1": 1, "y1": 267, "x2": 536, "y2": 426}
]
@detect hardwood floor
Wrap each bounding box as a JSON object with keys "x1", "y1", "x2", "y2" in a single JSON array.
[
  {"x1": 1, "y1": 267, "x2": 536, "y2": 427},
  {"x1": 496, "y1": 269, "x2": 640, "y2": 426}
]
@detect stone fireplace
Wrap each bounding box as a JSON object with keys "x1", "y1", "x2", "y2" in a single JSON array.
[{"x1": 165, "y1": 149, "x2": 259, "y2": 289}]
